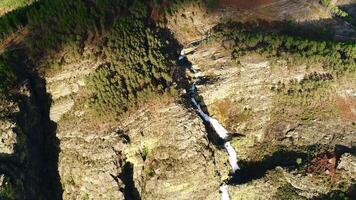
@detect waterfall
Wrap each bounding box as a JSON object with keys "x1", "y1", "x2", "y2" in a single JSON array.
[
  {"x1": 219, "y1": 184, "x2": 230, "y2": 200},
  {"x1": 209, "y1": 118, "x2": 229, "y2": 140},
  {"x1": 178, "y1": 49, "x2": 185, "y2": 61},
  {"x1": 224, "y1": 142, "x2": 240, "y2": 173},
  {"x1": 191, "y1": 98, "x2": 229, "y2": 140},
  {"x1": 181, "y1": 46, "x2": 239, "y2": 200}
]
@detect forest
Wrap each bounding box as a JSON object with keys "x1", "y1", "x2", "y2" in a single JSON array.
[
  {"x1": 219, "y1": 28, "x2": 356, "y2": 74},
  {"x1": 87, "y1": 17, "x2": 176, "y2": 117},
  {"x1": 0, "y1": 0, "x2": 355, "y2": 106}
]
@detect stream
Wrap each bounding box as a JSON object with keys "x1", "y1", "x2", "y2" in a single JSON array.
[{"x1": 179, "y1": 49, "x2": 239, "y2": 200}]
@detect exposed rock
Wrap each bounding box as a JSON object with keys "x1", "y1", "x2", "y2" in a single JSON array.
[
  {"x1": 229, "y1": 170, "x2": 284, "y2": 200},
  {"x1": 121, "y1": 103, "x2": 221, "y2": 200},
  {"x1": 49, "y1": 98, "x2": 75, "y2": 122},
  {"x1": 31, "y1": 1, "x2": 356, "y2": 199},
  {"x1": 337, "y1": 153, "x2": 356, "y2": 180},
  {"x1": 181, "y1": 34, "x2": 355, "y2": 198},
  {"x1": 58, "y1": 129, "x2": 123, "y2": 200},
  {"x1": 46, "y1": 59, "x2": 101, "y2": 122},
  {"x1": 0, "y1": 99, "x2": 18, "y2": 154},
  {"x1": 284, "y1": 173, "x2": 331, "y2": 199},
  {"x1": 55, "y1": 102, "x2": 225, "y2": 199},
  {"x1": 0, "y1": 120, "x2": 16, "y2": 154}
]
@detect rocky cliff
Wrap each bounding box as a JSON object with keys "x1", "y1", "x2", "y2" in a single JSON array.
[{"x1": 0, "y1": 0, "x2": 355, "y2": 199}]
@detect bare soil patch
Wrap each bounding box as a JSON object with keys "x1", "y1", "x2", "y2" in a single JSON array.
[
  {"x1": 306, "y1": 151, "x2": 337, "y2": 179},
  {"x1": 335, "y1": 96, "x2": 356, "y2": 121},
  {"x1": 219, "y1": 0, "x2": 274, "y2": 9}
]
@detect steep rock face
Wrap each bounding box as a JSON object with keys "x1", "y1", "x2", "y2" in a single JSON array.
[
  {"x1": 46, "y1": 57, "x2": 223, "y2": 199},
  {"x1": 44, "y1": 60, "x2": 123, "y2": 199},
  {"x1": 185, "y1": 41, "x2": 356, "y2": 150},
  {"x1": 53, "y1": 100, "x2": 224, "y2": 199},
  {"x1": 46, "y1": 59, "x2": 102, "y2": 122},
  {"x1": 57, "y1": 125, "x2": 123, "y2": 199},
  {"x1": 121, "y1": 103, "x2": 221, "y2": 200},
  {"x1": 0, "y1": 75, "x2": 62, "y2": 199},
  {"x1": 28, "y1": 1, "x2": 355, "y2": 199},
  {"x1": 0, "y1": 99, "x2": 18, "y2": 193},
  {"x1": 182, "y1": 36, "x2": 356, "y2": 199},
  {"x1": 0, "y1": 99, "x2": 18, "y2": 155}
]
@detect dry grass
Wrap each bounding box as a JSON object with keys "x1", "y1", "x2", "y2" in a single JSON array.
[
  {"x1": 210, "y1": 98, "x2": 252, "y2": 131},
  {"x1": 219, "y1": 0, "x2": 273, "y2": 9},
  {"x1": 335, "y1": 96, "x2": 356, "y2": 121}
]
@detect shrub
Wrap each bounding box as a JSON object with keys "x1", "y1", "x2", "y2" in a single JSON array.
[{"x1": 0, "y1": 52, "x2": 16, "y2": 96}]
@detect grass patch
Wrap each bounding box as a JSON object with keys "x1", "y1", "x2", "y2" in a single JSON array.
[
  {"x1": 0, "y1": 0, "x2": 35, "y2": 16},
  {"x1": 210, "y1": 98, "x2": 252, "y2": 131},
  {"x1": 271, "y1": 72, "x2": 337, "y2": 122}
]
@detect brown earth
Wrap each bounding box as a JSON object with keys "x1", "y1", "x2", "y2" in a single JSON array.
[
  {"x1": 219, "y1": 0, "x2": 274, "y2": 9},
  {"x1": 335, "y1": 96, "x2": 356, "y2": 121}
]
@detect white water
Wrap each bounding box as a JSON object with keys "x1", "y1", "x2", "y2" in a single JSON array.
[
  {"x1": 219, "y1": 184, "x2": 230, "y2": 200},
  {"x1": 224, "y1": 142, "x2": 240, "y2": 173},
  {"x1": 178, "y1": 49, "x2": 185, "y2": 61},
  {"x1": 191, "y1": 98, "x2": 229, "y2": 140},
  {"x1": 181, "y1": 46, "x2": 239, "y2": 200},
  {"x1": 209, "y1": 118, "x2": 229, "y2": 140}
]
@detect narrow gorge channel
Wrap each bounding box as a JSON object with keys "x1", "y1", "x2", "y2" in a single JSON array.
[{"x1": 179, "y1": 46, "x2": 240, "y2": 200}]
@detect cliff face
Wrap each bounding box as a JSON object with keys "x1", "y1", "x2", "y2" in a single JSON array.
[
  {"x1": 183, "y1": 38, "x2": 355, "y2": 199},
  {"x1": 1, "y1": 0, "x2": 355, "y2": 199},
  {"x1": 45, "y1": 58, "x2": 223, "y2": 199},
  {"x1": 121, "y1": 103, "x2": 221, "y2": 200}
]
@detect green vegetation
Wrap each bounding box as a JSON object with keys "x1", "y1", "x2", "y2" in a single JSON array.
[
  {"x1": 0, "y1": 5, "x2": 28, "y2": 42},
  {"x1": 0, "y1": 0, "x2": 34, "y2": 16},
  {"x1": 0, "y1": 181, "x2": 15, "y2": 200},
  {"x1": 320, "y1": 0, "x2": 348, "y2": 17},
  {"x1": 271, "y1": 72, "x2": 335, "y2": 121},
  {"x1": 0, "y1": 51, "x2": 16, "y2": 96},
  {"x1": 214, "y1": 26, "x2": 355, "y2": 122},
  {"x1": 0, "y1": 0, "x2": 182, "y2": 104},
  {"x1": 284, "y1": 19, "x2": 335, "y2": 41},
  {"x1": 221, "y1": 28, "x2": 355, "y2": 74},
  {"x1": 87, "y1": 17, "x2": 175, "y2": 117},
  {"x1": 24, "y1": 0, "x2": 130, "y2": 58},
  {"x1": 0, "y1": 0, "x2": 151, "y2": 58}
]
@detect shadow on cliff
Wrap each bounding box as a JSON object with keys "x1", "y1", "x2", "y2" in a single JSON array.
[
  {"x1": 0, "y1": 48, "x2": 62, "y2": 199},
  {"x1": 179, "y1": 55, "x2": 227, "y2": 147},
  {"x1": 119, "y1": 162, "x2": 141, "y2": 200},
  {"x1": 228, "y1": 149, "x2": 308, "y2": 185},
  {"x1": 312, "y1": 183, "x2": 356, "y2": 200},
  {"x1": 227, "y1": 144, "x2": 356, "y2": 185}
]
